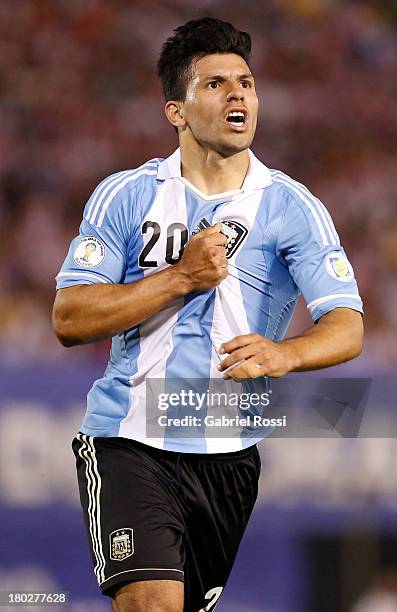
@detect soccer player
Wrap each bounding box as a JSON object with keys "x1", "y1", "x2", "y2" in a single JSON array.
[{"x1": 52, "y1": 17, "x2": 364, "y2": 612}]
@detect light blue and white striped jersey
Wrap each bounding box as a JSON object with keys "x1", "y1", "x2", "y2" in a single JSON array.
[{"x1": 56, "y1": 148, "x2": 363, "y2": 453}]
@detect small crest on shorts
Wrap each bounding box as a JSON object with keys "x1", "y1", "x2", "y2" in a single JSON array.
[
  {"x1": 109, "y1": 528, "x2": 134, "y2": 561},
  {"x1": 220, "y1": 220, "x2": 248, "y2": 259}
]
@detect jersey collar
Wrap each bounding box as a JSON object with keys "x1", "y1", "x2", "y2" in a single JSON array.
[{"x1": 157, "y1": 147, "x2": 272, "y2": 191}]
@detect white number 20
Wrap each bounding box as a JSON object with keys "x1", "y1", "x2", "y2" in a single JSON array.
[{"x1": 198, "y1": 586, "x2": 223, "y2": 612}]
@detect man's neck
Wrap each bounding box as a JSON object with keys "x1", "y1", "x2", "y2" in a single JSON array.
[{"x1": 180, "y1": 141, "x2": 250, "y2": 196}]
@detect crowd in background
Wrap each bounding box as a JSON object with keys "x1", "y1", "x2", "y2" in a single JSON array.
[{"x1": 0, "y1": 0, "x2": 396, "y2": 367}]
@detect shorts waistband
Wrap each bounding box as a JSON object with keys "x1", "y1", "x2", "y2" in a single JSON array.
[{"x1": 89, "y1": 435, "x2": 257, "y2": 463}]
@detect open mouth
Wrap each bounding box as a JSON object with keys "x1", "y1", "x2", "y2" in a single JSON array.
[{"x1": 225, "y1": 110, "x2": 247, "y2": 128}]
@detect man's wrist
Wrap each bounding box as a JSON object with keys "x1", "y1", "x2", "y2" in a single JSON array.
[
  {"x1": 167, "y1": 263, "x2": 194, "y2": 296},
  {"x1": 279, "y1": 339, "x2": 303, "y2": 372}
]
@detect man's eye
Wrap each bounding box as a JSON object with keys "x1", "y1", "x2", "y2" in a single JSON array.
[
  {"x1": 209, "y1": 81, "x2": 220, "y2": 89},
  {"x1": 241, "y1": 81, "x2": 250, "y2": 88}
]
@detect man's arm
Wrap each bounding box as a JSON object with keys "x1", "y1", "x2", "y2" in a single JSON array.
[
  {"x1": 53, "y1": 267, "x2": 190, "y2": 347},
  {"x1": 52, "y1": 225, "x2": 228, "y2": 346},
  {"x1": 218, "y1": 307, "x2": 364, "y2": 379}
]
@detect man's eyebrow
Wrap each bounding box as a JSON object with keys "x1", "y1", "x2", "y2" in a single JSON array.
[{"x1": 203, "y1": 73, "x2": 254, "y2": 81}]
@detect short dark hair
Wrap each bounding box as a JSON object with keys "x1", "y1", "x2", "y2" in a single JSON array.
[{"x1": 157, "y1": 17, "x2": 251, "y2": 102}]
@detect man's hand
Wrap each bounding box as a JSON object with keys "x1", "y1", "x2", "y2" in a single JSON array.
[
  {"x1": 218, "y1": 334, "x2": 297, "y2": 380},
  {"x1": 175, "y1": 224, "x2": 228, "y2": 291},
  {"x1": 217, "y1": 308, "x2": 363, "y2": 380}
]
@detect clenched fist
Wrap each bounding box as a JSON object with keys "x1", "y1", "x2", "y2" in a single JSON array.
[{"x1": 176, "y1": 224, "x2": 229, "y2": 291}]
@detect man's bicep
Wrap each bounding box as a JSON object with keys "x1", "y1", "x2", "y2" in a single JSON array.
[
  {"x1": 315, "y1": 306, "x2": 364, "y2": 326},
  {"x1": 53, "y1": 285, "x2": 91, "y2": 315},
  {"x1": 55, "y1": 284, "x2": 88, "y2": 300},
  {"x1": 314, "y1": 307, "x2": 364, "y2": 354}
]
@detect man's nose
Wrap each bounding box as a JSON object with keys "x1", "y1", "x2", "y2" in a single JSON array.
[{"x1": 226, "y1": 85, "x2": 245, "y2": 102}]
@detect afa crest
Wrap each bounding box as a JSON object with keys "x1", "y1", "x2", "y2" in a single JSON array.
[
  {"x1": 109, "y1": 528, "x2": 134, "y2": 561},
  {"x1": 194, "y1": 217, "x2": 248, "y2": 258},
  {"x1": 220, "y1": 221, "x2": 248, "y2": 259}
]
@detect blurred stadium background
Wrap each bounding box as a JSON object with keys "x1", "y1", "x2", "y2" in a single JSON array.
[{"x1": 0, "y1": 0, "x2": 396, "y2": 610}]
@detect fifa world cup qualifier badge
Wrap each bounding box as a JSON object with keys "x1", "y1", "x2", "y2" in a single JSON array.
[
  {"x1": 73, "y1": 236, "x2": 105, "y2": 267},
  {"x1": 325, "y1": 251, "x2": 354, "y2": 282},
  {"x1": 109, "y1": 528, "x2": 134, "y2": 561}
]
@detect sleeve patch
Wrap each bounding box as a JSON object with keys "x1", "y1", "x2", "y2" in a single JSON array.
[
  {"x1": 73, "y1": 236, "x2": 106, "y2": 268},
  {"x1": 325, "y1": 251, "x2": 354, "y2": 282}
]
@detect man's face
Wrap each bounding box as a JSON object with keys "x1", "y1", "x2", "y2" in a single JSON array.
[{"x1": 178, "y1": 53, "x2": 258, "y2": 156}]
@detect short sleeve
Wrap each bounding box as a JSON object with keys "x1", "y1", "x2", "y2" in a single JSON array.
[
  {"x1": 276, "y1": 193, "x2": 363, "y2": 322},
  {"x1": 56, "y1": 174, "x2": 131, "y2": 289}
]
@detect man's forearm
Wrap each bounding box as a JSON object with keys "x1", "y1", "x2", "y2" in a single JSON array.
[
  {"x1": 52, "y1": 265, "x2": 191, "y2": 346},
  {"x1": 282, "y1": 307, "x2": 364, "y2": 372},
  {"x1": 219, "y1": 307, "x2": 364, "y2": 379}
]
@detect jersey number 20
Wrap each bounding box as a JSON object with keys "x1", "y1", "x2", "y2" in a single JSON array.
[{"x1": 138, "y1": 221, "x2": 189, "y2": 268}]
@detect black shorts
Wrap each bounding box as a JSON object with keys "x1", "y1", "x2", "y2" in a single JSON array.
[{"x1": 72, "y1": 434, "x2": 261, "y2": 612}]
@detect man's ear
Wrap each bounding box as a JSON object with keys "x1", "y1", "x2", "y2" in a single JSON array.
[{"x1": 164, "y1": 101, "x2": 186, "y2": 129}]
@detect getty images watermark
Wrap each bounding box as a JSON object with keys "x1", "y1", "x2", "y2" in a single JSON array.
[
  {"x1": 145, "y1": 378, "x2": 373, "y2": 439},
  {"x1": 156, "y1": 388, "x2": 286, "y2": 430},
  {"x1": 146, "y1": 378, "x2": 287, "y2": 440}
]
